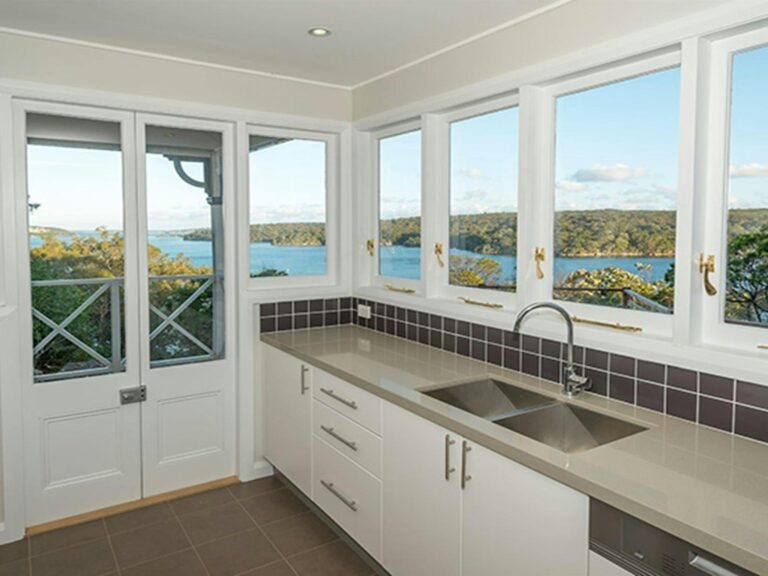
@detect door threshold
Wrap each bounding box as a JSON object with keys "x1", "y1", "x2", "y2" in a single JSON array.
[{"x1": 26, "y1": 475, "x2": 240, "y2": 536}]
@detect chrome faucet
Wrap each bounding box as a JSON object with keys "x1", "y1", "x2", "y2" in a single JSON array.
[{"x1": 513, "y1": 302, "x2": 590, "y2": 397}]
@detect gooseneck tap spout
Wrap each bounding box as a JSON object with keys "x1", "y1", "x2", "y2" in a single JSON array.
[{"x1": 513, "y1": 302, "x2": 590, "y2": 397}]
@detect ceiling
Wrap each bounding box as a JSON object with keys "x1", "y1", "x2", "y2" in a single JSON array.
[{"x1": 0, "y1": 0, "x2": 566, "y2": 87}]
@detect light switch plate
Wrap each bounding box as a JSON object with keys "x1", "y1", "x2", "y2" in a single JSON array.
[{"x1": 358, "y1": 304, "x2": 372, "y2": 319}]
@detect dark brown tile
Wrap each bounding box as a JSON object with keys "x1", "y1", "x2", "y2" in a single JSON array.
[
  {"x1": 0, "y1": 538, "x2": 27, "y2": 566},
  {"x1": 637, "y1": 382, "x2": 664, "y2": 412},
  {"x1": 699, "y1": 397, "x2": 733, "y2": 432},
  {"x1": 586, "y1": 369, "x2": 607, "y2": 396},
  {"x1": 170, "y1": 487, "x2": 234, "y2": 515},
  {"x1": 667, "y1": 366, "x2": 697, "y2": 392},
  {"x1": 609, "y1": 354, "x2": 635, "y2": 377},
  {"x1": 699, "y1": 374, "x2": 734, "y2": 400},
  {"x1": 177, "y1": 501, "x2": 254, "y2": 545},
  {"x1": 736, "y1": 381, "x2": 768, "y2": 411},
  {"x1": 289, "y1": 541, "x2": 371, "y2": 576},
  {"x1": 522, "y1": 335, "x2": 539, "y2": 353},
  {"x1": 105, "y1": 503, "x2": 174, "y2": 535},
  {"x1": 503, "y1": 347, "x2": 519, "y2": 371},
  {"x1": 609, "y1": 375, "x2": 635, "y2": 404},
  {"x1": 121, "y1": 549, "x2": 206, "y2": 576},
  {"x1": 31, "y1": 538, "x2": 115, "y2": 576},
  {"x1": 541, "y1": 357, "x2": 561, "y2": 383},
  {"x1": 196, "y1": 529, "x2": 280, "y2": 576},
  {"x1": 111, "y1": 518, "x2": 189, "y2": 569},
  {"x1": 241, "y1": 560, "x2": 296, "y2": 576},
  {"x1": 585, "y1": 349, "x2": 608, "y2": 370},
  {"x1": 637, "y1": 360, "x2": 665, "y2": 384},
  {"x1": 541, "y1": 339, "x2": 561, "y2": 359},
  {"x1": 229, "y1": 476, "x2": 285, "y2": 500},
  {"x1": 735, "y1": 405, "x2": 768, "y2": 444},
  {"x1": 486, "y1": 344, "x2": 502, "y2": 366},
  {"x1": 261, "y1": 513, "x2": 336, "y2": 557},
  {"x1": 241, "y1": 488, "x2": 308, "y2": 526},
  {"x1": 521, "y1": 353, "x2": 539, "y2": 377},
  {"x1": 666, "y1": 388, "x2": 697, "y2": 422},
  {"x1": 31, "y1": 520, "x2": 106, "y2": 556},
  {"x1": 0, "y1": 559, "x2": 28, "y2": 576}
]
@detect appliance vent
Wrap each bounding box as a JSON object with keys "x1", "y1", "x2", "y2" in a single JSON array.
[{"x1": 661, "y1": 552, "x2": 686, "y2": 576}]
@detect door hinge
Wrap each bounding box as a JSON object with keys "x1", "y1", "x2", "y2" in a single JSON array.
[{"x1": 120, "y1": 385, "x2": 147, "y2": 405}]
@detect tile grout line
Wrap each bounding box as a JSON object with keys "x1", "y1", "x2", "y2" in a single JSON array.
[
  {"x1": 168, "y1": 500, "x2": 212, "y2": 576},
  {"x1": 102, "y1": 517, "x2": 122, "y2": 576},
  {"x1": 27, "y1": 535, "x2": 32, "y2": 576}
]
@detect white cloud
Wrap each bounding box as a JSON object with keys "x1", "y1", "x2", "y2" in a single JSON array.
[
  {"x1": 730, "y1": 163, "x2": 768, "y2": 178},
  {"x1": 573, "y1": 164, "x2": 646, "y2": 182},
  {"x1": 458, "y1": 167, "x2": 485, "y2": 179},
  {"x1": 556, "y1": 179, "x2": 588, "y2": 192}
]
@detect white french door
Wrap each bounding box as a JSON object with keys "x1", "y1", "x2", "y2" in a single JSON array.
[{"x1": 17, "y1": 101, "x2": 236, "y2": 525}]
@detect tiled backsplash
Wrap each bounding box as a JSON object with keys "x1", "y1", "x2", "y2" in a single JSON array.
[{"x1": 260, "y1": 296, "x2": 768, "y2": 445}]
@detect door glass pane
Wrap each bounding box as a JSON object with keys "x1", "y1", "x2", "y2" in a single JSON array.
[
  {"x1": 450, "y1": 107, "x2": 518, "y2": 292},
  {"x1": 248, "y1": 135, "x2": 327, "y2": 277},
  {"x1": 553, "y1": 67, "x2": 680, "y2": 314},
  {"x1": 145, "y1": 126, "x2": 225, "y2": 366},
  {"x1": 379, "y1": 129, "x2": 421, "y2": 279},
  {"x1": 725, "y1": 45, "x2": 768, "y2": 328},
  {"x1": 27, "y1": 113, "x2": 125, "y2": 382}
]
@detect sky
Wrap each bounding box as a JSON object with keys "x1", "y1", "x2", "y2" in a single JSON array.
[{"x1": 379, "y1": 129, "x2": 421, "y2": 220}]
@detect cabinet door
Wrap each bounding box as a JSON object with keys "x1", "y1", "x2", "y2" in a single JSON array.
[
  {"x1": 462, "y1": 443, "x2": 589, "y2": 576},
  {"x1": 263, "y1": 344, "x2": 312, "y2": 495},
  {"x1": 382, "y1": 403, "x2": 461, "y2": 576}
]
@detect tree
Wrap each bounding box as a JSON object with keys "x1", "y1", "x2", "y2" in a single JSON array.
[
  {"x1": 555, "y1": 266, "x2": 674, "y2": 311},
  {"x1": 725, "y1": 225, "x2": 768, "y2": 324},
  {"x1": 449, "y1": 255, "x2": 515, "y2": 292}
]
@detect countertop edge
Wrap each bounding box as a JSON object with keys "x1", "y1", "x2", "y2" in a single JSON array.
[{"x1": 260, "y1": 333, "x2": 768, "y2": 574}]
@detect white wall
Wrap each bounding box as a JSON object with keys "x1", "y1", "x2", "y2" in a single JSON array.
[
  {"x1": 352, "y1": 0, "x2": 730, "y2": 120},
  {"x1": 0, "y1": 31, "x2": 352, "y2": 121}
]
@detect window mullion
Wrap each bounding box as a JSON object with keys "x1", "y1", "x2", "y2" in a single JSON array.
[{"x1": 421, "y1": 113, "x2": 448, "y2": 299}]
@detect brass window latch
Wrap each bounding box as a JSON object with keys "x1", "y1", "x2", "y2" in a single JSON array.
[
  {"x1": 699, "y1": 254, "x2": 717, "y2": 296},
  {"x1": 534, "y1": 247, "x2": 545, "y2": 280},
  {"x1": 434, "y1": 243, "x2": 445, "y2": 268},
  {"x1": 366, "y1": 239, "x2": 375, "y2": 257}
]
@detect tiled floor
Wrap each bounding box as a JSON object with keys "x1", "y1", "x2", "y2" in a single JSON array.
[{"x1": 0, "y1": 476, "x2": 378, "y2": 576}]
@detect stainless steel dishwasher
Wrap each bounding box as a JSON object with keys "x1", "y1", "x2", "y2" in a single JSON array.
[{"x1": 590, "y1": 500, "x2": 757, "y2": 576}]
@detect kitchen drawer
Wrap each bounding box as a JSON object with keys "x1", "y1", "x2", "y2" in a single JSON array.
[
  {"x1": 313, "y1": 400, "x2": 382, "y2": 478},
  {"x1": 313, "y1": 370, "x2": 382, "y2": 435},
  {"x1": 313, "y1": 436, "x2": 382, "y2": 560}
]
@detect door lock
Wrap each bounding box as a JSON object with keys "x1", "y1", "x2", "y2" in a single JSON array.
[{"x1": 120, "y1": 385, "x2": 147, "y2": 405}]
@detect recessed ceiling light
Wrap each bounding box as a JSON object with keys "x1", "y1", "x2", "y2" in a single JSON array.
[{"x1": 308, "y1": 27, "x2": 331, "y2": 37}]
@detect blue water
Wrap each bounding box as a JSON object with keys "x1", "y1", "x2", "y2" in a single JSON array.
[{"x1": 30, "y1": 233, "x2": 673, "y2": 281}]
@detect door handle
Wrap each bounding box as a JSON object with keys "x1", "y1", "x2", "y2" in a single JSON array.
[
  {"x1": 444, "y1": 434, "x2": 456, "y2": 481},
  {"x1": 300, "y1": 365, "x2": 309, "y2": 395},
  {"x1": 319, "y1": 387, "x2": 358, "y2": 409},
  {"x1": 320, "y1": 480, "x2": 358, "y2": 511},
  {"x1": 320, "y1": 425, "x2": 358, "y2": 451},
  {"x1": 699, "y1": 254, "x2": 717, "y2": 296},
  {"x1": 461, "y1": 440, "x2": 472, "y2": 489},
  {"x1": 689, "y1": 553, "x2": 740, "y2": 576}
]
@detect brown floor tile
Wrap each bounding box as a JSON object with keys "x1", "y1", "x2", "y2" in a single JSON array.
[
  {"x1": 229, "y1": 476, "x2": 284, "y2": 501},
  {"x1": 121, "y1": 549, "x2": 207, "y2": 576},
  {"x1": 110, "y1": 518, "x2": 189, "y2": 569},
  {"x1": 289, "y1": 541, "x2": 371, "y2": 576},
  {"x1": 177, "y1": 501, "x2": 254, "y2": 545},
  {"x1": 170, "y1": 487, "x2": 234, "y2": 516},
  {"x1": 31, "y1": 538, "x2": 116, "y2": 576},
  {"x1": 241, "y1": 488, "x2": 308, "y2": 526},
  {"x1": 0, "y1": 559, "x2": 29, "y2": 576},
  {"x1": 104, "y1": 502, "x2": 174, "y2": 535},
  {"x1": 261, "y1": 513, "x2": 337, "y2": 557},
  {"x1": 0, "y1": 538, "x2": 27, "y2": 566},
  {"x1": 31, "y1": 519, "x2": 106, "y2": 556},
  {"x1": 196, "y1": 528, "x2": 280, "y2": 576},
  {"x1": 242, "y1": 560, "x2": 297, "y2": 576}
]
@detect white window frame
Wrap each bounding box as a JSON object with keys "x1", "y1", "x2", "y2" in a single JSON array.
[
  {"x1": 539, "y1": 51, "x2": 683, "y2": 338},
  {"x1": 432, "y1": 94, "x2": 521, "y2": 310},
  {"x1": 702, "y1": 27, "x2": 768, "y2": 353},
  {"x1": 243, "y1": 124, "x2": 339, "y2": 291},
  {"x1": 368, "y1": 120, "x2": 424, "y2": 294}
]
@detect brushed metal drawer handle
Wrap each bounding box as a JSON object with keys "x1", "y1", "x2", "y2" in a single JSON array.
[
  {"x1": 320, "y1": 480, "x2": 358, "y2": 511},
  {"x1": 320, "y1": 387, "x2": 358, "y2": 410},
  {"x1": 320, "y1": 425, "x2": 358, "y2": 451},
  {"x1": 444, "y1": 434, "x2": 456, "y2": 481}
]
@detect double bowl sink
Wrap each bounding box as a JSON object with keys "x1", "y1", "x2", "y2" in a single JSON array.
[{"x1": 424, "y1": 378, "x2": 646, "y2": 454}]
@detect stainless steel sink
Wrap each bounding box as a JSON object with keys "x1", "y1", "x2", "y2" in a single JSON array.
[
  {"x1": 424, "y1": 378, "x2": 556, "y2": 421},
  {"x1": 495, "y1": 402, "x2": 646, "y2": 454},
  {"x1": 424, "y1": 379, "x2": 646, "y2": 453}
]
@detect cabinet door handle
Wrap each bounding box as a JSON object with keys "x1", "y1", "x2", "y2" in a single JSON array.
[
  {"x1": 320, "y1": 425, "x2": 358, "y2": 451},
  {"x1": 444, "y1": 434, "x2": 456, "y2": 480},
  {"x1": 319, "y1": 387, "x2": 358, "y2": 410},
  {"x1": 300, "y1": 365, "x2": 310, "y2": 395},
  {"x1": 461, "y1": 441, "x2": 472, "y2": 489},
  {"x1": 320, "y1": 480, "x2": 358, "y2": 511}
]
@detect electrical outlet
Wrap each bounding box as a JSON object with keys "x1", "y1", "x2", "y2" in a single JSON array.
[{"x1": 358, "y1": 304, "x2": 371, "y2": 319}]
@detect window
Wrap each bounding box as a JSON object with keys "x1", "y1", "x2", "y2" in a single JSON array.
[
  {"x1": 724, "y1": 44, "x2": 768, "y2": 329},
  {"x1": 248, "y1": 134, "x2": 328, "y2": 278},
  {"x1": 449, "y1": 106, "x2": 519, "y2": 292},
  {"x1": 552, "y1": 67, "x2": 681, "y2": 314},
  {"x1": 378, "y1": 129, "x2": 421, "y2": 280}
]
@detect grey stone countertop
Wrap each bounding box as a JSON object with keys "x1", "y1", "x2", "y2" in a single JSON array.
[{"x1": 262, "y1": 326, "x2": 768, "y2": 574}]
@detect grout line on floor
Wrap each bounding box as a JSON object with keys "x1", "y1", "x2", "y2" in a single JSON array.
[
  {"x1": 168, "y1": 502, "x2": 212, "y2": 576},
  {"x1": 102, "y1": 517, "x2": 122, "y2": 576}
]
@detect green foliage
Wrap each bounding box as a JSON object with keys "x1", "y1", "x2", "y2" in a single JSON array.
[
  {"x1": 726, "y1": 224, "x2": 768, "y2": 325},
  {"x1": 251, "y1": 268, "x2": 289, "y2": 278},
  {"x1": 449, "y1": 255, "x2": 515, "y2": 292},
  {"x1": 186, "y1": 223, "x2": 326, "y2": 246}
]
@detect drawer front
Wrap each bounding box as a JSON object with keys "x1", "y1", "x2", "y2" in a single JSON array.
[
  {"x1": 313, "y1": 436, "x2": 382, "y2": 560},
  {"x1": 313, "y1": 370, "x2": 382, "y2": 435},
  {"x1": 313, "y1": 400, "x2": 382, "y2": 478}
]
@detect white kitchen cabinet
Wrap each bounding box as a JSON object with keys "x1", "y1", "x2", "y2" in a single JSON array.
[
  {"x1": 589, "y1": 551, "x2": 634, "y2": 576},
  {"x1": 462, "y1": 442, "x2": 589, "y2": 576},
  {"x1": 382, "y1": 402, "x2": 462, "y2": 576},
  {"x1": 263, "y1": 344, "x2": 312, "y2": 495}
]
